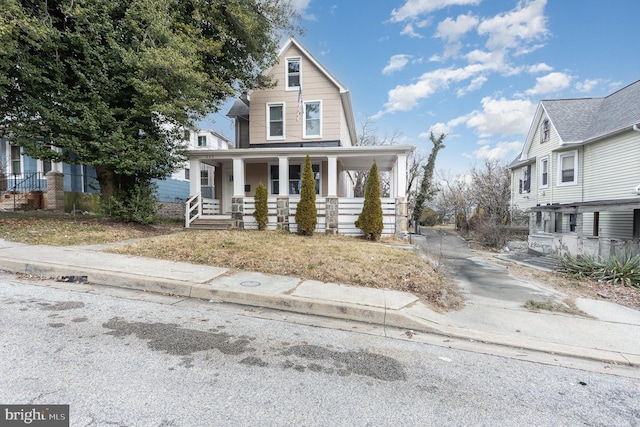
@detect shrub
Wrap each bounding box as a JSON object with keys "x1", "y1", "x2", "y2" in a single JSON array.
[
  {"x1": 419, "y1": 207, "x2": 440, "y2": 226},
  {"x1": 103, "y1": 179, "x2": 157, "y2": 225},
  {"x1": 560, "y1": 252, "x2": 640, "y2": 288},
  {"x1": 295, "y1": 155, "x2": 317, "y2": 236},
  {"x1": 355, "y1": 161, "x2": 383, "y2": 241},
  {"x1": 253, "y1": 182, "x2": 268, "y2": 230}
]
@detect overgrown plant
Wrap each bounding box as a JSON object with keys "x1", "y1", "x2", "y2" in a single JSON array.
[
  {"x1": 253, "y1": 182, "x2": 269, "y2": 230},
  {"x1": 355, "y1": 161, "x2": 383, "y2": 241},
  {"x1": 295, "y1": 155, "x2": 317, "y2": 236},
  {"x1": 560, "y1": 252, "x2": 640, "y2": 288},
  {"x1": 103, "y1": 179, "x2": 157, "y2": 225}
]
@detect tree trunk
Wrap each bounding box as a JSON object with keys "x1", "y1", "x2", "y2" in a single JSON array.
[{"x1": 94, "y1": 165, "x2": 117, "y2": 203}]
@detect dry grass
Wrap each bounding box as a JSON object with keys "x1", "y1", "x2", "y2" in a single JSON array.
[
  {"x1": 0, "y1": 212, "x2": 461, "y2": 311},
  {"x1": 106, "y1": 230, "x2": 462, "y2": 311}
]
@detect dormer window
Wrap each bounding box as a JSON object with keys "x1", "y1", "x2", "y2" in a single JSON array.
[
  {"x1": 197, "y1": 135, "x2": 207, "y2": 147},
  {"x1": 286, "y1": 57, "x2": 300, "y2": 89},
  {"x1": 541, "y1": 119, "x2": 550, "y2": 142}
]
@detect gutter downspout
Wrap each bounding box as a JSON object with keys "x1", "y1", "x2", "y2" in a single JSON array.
[{"x1": 633, "y1": 124, "x2": 640, "y2": 133}]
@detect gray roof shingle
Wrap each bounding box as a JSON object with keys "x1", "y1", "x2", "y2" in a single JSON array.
[{"x1": 541, "y1": 80, "x2": 640, "y2": 143}]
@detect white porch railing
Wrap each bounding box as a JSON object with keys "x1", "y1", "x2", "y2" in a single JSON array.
[
  {"x1": 185, "y1": 195, "x2": 221, "y2": 228},
  {"x1": 242, "y1": 197, "x2": 397, "y2": 236}
]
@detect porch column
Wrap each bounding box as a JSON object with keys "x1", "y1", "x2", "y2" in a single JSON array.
[
  {"x1": 232, "y1": 158, "x2": 245, "y2": 229},
  {"x1": 277, "y1": 156, "x2": 290, "y2": 231},
  {"x1": 45, "y1": 147, "x2": 64, "y2": 212},
  {"x1": 576, "y1": 211, "x2": 584, "y2": 255},
  {"x1": 189, "y1": 158, "x2": 201, "y2": 197},
  {"x1": 394, "y1": 154, "x2": 408, "y2": 234},
  {"x1": 326, "y1": 155, "x2": 339, "y2": 234}
]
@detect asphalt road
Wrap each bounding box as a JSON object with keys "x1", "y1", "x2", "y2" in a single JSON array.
[
  {"x1": 1, "y1": 273, "x2": 639, "y2": 426},
  {"x1": 416, "y1": 227, "x2": 564, "y2": 306}
]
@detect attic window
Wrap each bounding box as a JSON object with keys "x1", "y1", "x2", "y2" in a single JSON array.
[
  {"x1": 287, "y1": 57, "x2": 300, "y2": 89},
  {"x1": 541, "y1": 119, "x2": 550, "y2": 142}
]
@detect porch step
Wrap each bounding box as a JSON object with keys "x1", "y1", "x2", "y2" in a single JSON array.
[{"x1": 188, "y1": 218, "x2": 235, "y2": 231}]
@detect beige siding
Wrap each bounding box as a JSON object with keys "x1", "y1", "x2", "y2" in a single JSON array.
[
  {"x1": 249, "y1": 45, "x2": 343, "y2": 145},
  {"x1": 583, "y1": 131, "x2": 640, "y2": 201},
  {"x1": 244, "y1": 163, "x2": 269, "y2": 197}
]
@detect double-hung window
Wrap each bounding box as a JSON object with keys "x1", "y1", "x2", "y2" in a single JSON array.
[
  {"x1": 539, "y1": 157, "x2": 549, "y2": 188},
  {"x1": 557, "y1": 151, "x2": 577, "y2": 185},
  {"x1": 303, "y1": 101, "x2": 321, "y2": 138},
  {"x1": 270, "y1": 163, "x2": 320, "y2": 195},
  {"x1": 197, "y1": 135, "x2": 207, "y2": 147},
  {"x1": 519, "y1": 165, "x2": 531, "y2": 194},
  {"x1": 10, "y1": 145, "x2": 21, "y2": 175},
  {"x1": 267, "y1": 103, "x2": 284, "y2": 139},
  {"x1": 286, "y1": 57, "x2": 301, "y2": 89}
]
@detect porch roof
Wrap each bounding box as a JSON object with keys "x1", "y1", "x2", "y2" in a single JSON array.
[
  {"x1": 186, "y1": 145, "x2": 415, "y2": 171},
  {"x1": 530, "y1": 197, "x2": 640, "y2": 213}
]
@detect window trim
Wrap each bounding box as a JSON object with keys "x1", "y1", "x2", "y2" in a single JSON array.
[
  {"x1": 557, "y1": 150, "x2": 578, "y2": 186},
  {"x1": 8, "y1": 144, "x2": 23, "y2": 176},
  {"x1": 302, "y1": 100, "x2": 322, "y2": 139},
  {"x1": 269, "y1": 162, "x2": 322, "y2": 196},
  {"x1": 286, "y1": 57, "x2": 301, "y2": 91},
  {"x1": 539, "y1": 156, "x2": 549, "y2": 189},
  {"x1": 519, "y1": 164, "x2": 531, "y2": 194},
  {"x1": 197, "y1": 135, "x2": 207, "y2": 147},
  {"x1": 266, "y1": 102, "x2": 285, "y2": 140}
]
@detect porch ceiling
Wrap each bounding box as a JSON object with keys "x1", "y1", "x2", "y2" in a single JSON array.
[
  {"x1": 189, "y1": 145, "x2": 415, "y2": 171},
  {"x1": 530, "y1": 197, "x2": 640, "y2": 213}
]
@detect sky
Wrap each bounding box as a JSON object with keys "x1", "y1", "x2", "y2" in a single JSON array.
[{"x1": 201, "y1": 0, "x2": 640, "y2": 176}]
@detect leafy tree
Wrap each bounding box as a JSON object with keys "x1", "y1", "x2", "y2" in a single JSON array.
[
  {"x1": 355, "y1": 161, "x2": 383, "y2": 241},
  {"x1": 412, "y1": 132, "x2": 446, "y2": 225},
  {"x1": 0, "y1": 0, "x2": 300, "y2": 211},
  {"x1": 253, "y1": 182, "x2": 268, "y2": 230},
  {"x1": 295, "y1": 155, "x2": 317, "y2": 236}
]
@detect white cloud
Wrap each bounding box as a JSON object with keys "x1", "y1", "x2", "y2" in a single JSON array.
[
  {"x1": 290, "y1": 0, "x2": 315, "y2": 20},
  {"x1": 575, "y1": 78, "x2": 600, "y2": 93},
  {"x1": 464, "y1": 97, "x2": 537, "y2": 137},
  {"x1": 400, "y1": 23, "x2": 423, "y2": 38},
  {"x1": 391, "y1": 0, "x2": 481, "y2": 22},
  {"x1": 435, "y1": 13, "x2": 479, "y2": 43},
  {"x1": 457, "y1": 75, "x2": 487, "y2": 97},
  {"x1": 527, "y1": 63, "x2": 553, "y2": 73},
  {"x1": 420, "y1": 123, "x2": 451, "y2": 138},
  {"x1": 477, "y1": 0, "x2": 548, "y2": 52},
  {"x1": 525, "y1": 72, "x2": 572, "y2": 95},
  {"x1": 473, "y1": 141, "x2": 524, "y2": 162},
  {"x1": 382, "y1": 54, "x2": 412, "y2": 75}
]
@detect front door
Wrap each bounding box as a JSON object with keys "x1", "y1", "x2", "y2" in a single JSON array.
[{"x1": 222, "y1": 168, "x2": 234, "y2": 214}]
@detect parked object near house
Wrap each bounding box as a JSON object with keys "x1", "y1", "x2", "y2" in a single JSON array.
[
  {"x1": 509, "y1": 80, "x2": 640, "y2": 258},
  {"x1": 185, "y1": 37, "x2": 414, "y2": 236}
]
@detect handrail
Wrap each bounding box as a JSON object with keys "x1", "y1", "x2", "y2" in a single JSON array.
[
  {"x1": 185, "y1": 193, "x2": 201, "y2": 228},
  {"x1": 0, "y1": 171, "x2": 43, "y2": 211}
]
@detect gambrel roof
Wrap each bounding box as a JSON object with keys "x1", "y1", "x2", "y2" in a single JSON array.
[{"x1": 515, "y1": 80, "x2": 640, "y2": 163}]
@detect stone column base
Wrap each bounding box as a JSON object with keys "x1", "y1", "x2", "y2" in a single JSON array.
[
  {"x1": 325, "y1": 197, "x2": 339, "y2": 235},
  {"x1": 395, "y1": 197, "x2": 408, "y2": 234},
  {"x1": 232, "y1": 197, "x2": 244, "y2": 229},
  {"x1": 276, "y1": 196, "x2": 290, "y2": 231},
  {"x1": 45, "y1": 172, "x2": 65, "y2": 212}
]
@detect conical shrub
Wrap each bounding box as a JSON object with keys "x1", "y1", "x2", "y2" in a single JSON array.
[
  {"x1": 295, "y1": 155, "x2": 317, "y2": 235},
  {"x1": 253, "y1": 182, "x2": 268, "y2": 230},
  {"x1": 355, "y1": 160, "x2": 383, "y2": 240}
]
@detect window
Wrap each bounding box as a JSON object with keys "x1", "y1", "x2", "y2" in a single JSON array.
[
  {"x1": 569, "y1": 214, "x2": 576, "y2": 232},
  {"x1": 303, "y1": 101, "x2": 321, "y2": 138},
  {"x1": 185, "y1": 168, "x2": 190, "y2": 180},
  {"x1": 541, "y1": 119, "x2": 550, "y2": 142},
  {"x1": 634, "y1": 210, "x2": 640, "y2": 239},
  {"x1": 519, "y1": 165, "x2": 531, "y2": 194},
  {"x1": 557, "y1": 151, "x2": 577, "y2": 185},
  {"x1": 267, "y1": 103, "x2": 284, "y2": 139},
  {"x1": 200, "y1": 169, "x2": 210, "y2": 186},
  {"x1": 270, "y1": 163, "x2": 320, "y2": 195},
  {"x1": 10, "y1": 145, "x2": 21, "y2": 175},
  {"x1": 539, "y1": 157, "x2": 549, "y2": 188},
  {"x1": 286, "y1": 57, "x2": 300, "y2": 89},
  {"x1": 39, "y1": 159, "x2": 52, "y2": 175},
  {"x1": 197, "y1": 135, "x2": 207, "y2": 147},
  {"x1": 593, "y1": 212, "x2": 599, "y2": 237}
]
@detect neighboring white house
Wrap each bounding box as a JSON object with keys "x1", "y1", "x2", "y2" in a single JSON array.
[
  {"x1": 509, "y1": 80, "x2": 640, "y2": 257},
  {"x1": 185, "y1": 37, "x2": 414, "y2": 236}
]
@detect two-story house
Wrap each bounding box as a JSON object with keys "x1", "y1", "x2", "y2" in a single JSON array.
[
  {"x1": 185, "y1": 37, "x2": 414, "y2": 236},
  {"x1": 509, "y1": 80, "x2": 640, "y2": 258}
]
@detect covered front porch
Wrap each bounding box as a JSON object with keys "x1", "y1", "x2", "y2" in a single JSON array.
[
  {"x1": 528, "y1": 198, "x2": 640, "y2": 257},
  {"x1": 185, "y1": 145, "x2": 414, "y2": 236}
]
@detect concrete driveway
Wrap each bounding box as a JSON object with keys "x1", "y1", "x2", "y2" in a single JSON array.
[{"x1": 414, "y1": 227, "x2": 564, "y2": 308}]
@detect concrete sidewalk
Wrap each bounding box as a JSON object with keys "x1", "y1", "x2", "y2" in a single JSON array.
[{"x1": 0, "y1": 238, "x2": 639, "y2": 370}]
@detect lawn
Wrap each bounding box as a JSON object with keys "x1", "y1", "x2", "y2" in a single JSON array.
[{"x1": 0, "y1": 212, "x2": 462, "y2": 311}]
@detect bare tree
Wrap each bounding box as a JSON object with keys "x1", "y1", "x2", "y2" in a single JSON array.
[
  {"x1": 468, "y1": 159, "x2": 512, "y2": 247},
  {"x1": 412, "y1": 132, "x2": 446, "y2": 224},
  {"x1": 431, "y1": 170, "x2": 473, "y2": 226},
  {"x1": 354, "y1": 118, "x2": 402, "y2": 197}
]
